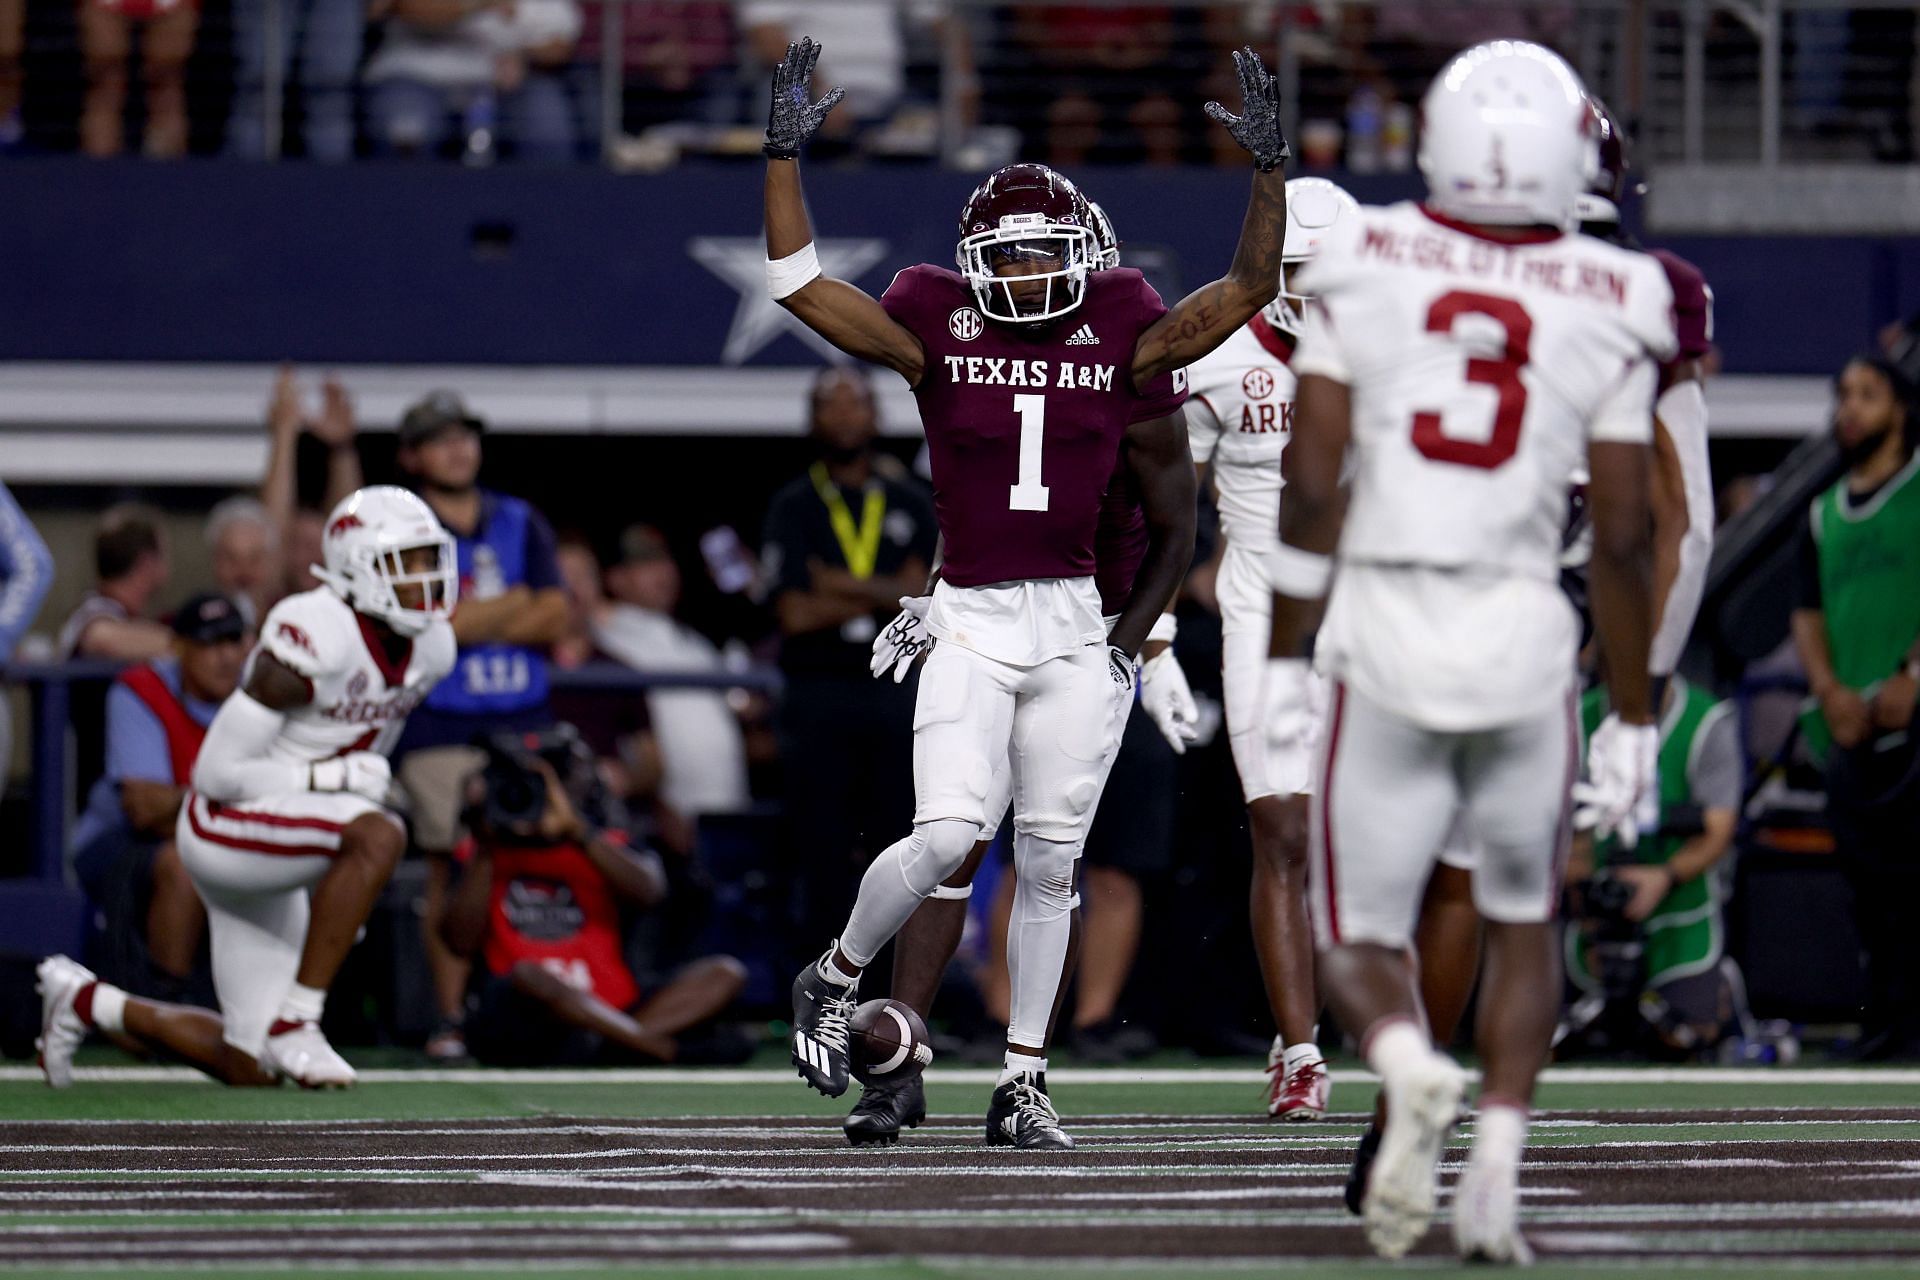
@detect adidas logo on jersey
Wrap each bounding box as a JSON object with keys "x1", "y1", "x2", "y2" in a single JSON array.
[{"x1": 1064, "y1": 324, "x2": 1100, "y2": 346}]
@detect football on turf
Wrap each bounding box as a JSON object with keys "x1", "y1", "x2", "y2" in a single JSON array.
[{"x1": 848, "y1": 998, "x2": 934, "y2": 1086}]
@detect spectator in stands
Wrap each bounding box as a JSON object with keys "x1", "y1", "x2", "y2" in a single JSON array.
[
  {"x1": 258, "y1": 367, "x2": 364, "y2": 599},
  {"x1": 69, "y1": 592, "x2": 246, "y2": 1001},
  {"x1": 1566, "y1": 674, "x2": 1745, "y2": 1054},
  {"x1": 0, "y1": 480, "x2": 53, "y2": 768},
  {"x1": 0, "y1": 0, "x2": 23, "y2": 148},
  {"x1": 226, "y1": 0, "x2": 364, "y2": 161},
  {"x1": 760, "y1": 367, "x2": 936, "y2": 948},
  {"x1": 363, "y1": 0, "x2": 582, "y2": 162},
  {"x1": 77, "y1": 0, "x2": 196, "y2": 157},
  {"x1": 204, "y1": 497, "x2": 278, "y2": 629},
  {"x1": 441, "y1": 728, "x2": 746, "y2": 1066},
  {"x1": 1792, "y1": 354, "x2": 1920, "y2": 1059},
  {"x1": 58, "y1": 503, "x2": 172, "y2": 660},
  {"x1": 593, "y1": 524, "x2": 749, "y2": 824},
  {"x1": 389, "y1": 389, "x2": 568, "y2": 1061},
  {"x1": 575, "y1": 1, "x2": 736, "y2": 135},
  {"x1": 549, "y1": 537, "x2": 668, "y2": 841}
]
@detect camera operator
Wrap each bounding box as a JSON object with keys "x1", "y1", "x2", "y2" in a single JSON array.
[
  {"x1": 441, "y1": 725, "x2": 747, "y2": 1066},
  {"x1": 1566, "y1": 674, "x2": 1744, "y2": 1053}
]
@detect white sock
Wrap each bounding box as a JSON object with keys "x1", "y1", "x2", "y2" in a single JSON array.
[
  {"x1": 89, "y1": 982, "x2": 128, "y2": 1035},
  {"x1": 817, "y1": 945, "x2": 857, "y2": 987},
  {"x1": 276, "y1": 983, "x2": 326, "y2": 1026},
  {"x1": 1282, "y1": 1042, "x2": 1323, "y2": 1073},
  {"x1": 1472, "y1": 1099, "x2": 1529, "y2": 1168},
  {"x1": 1364, "y1": 1017, "x2": 1431, "y2": 1085},
  {"x1": 1268, "y1": 1034, "x2": 1286, "y2": 1067},
  {"x1": 1000, "y1": 1051, "x2": 1047, "y2": 1084}
]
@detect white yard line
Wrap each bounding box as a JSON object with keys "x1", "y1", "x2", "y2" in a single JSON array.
[{"x1": 8, "y1": 1064, "x2": 1920, "y2": 1085}]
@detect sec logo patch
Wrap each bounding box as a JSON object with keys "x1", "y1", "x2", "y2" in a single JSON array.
[
  {"x1": 949, "y1": 308, "x2": 983, "y2": 342},
  {"x1": 1242, "y1": 368, "x2": 1276, "y2": 399}
]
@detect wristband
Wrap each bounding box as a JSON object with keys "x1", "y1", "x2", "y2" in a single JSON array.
[
  {"x1": 766, "y1": 242, "x2": 822, "y2": 300},
  {"x1": 1147, "y1": 613, "x2": 1178, "y2": 645},
  {"x1": 1268, "y1": 543, "x2": 1333, "y2": 598}
]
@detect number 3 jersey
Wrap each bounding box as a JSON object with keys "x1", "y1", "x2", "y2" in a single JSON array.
[
  {"x1": 1290, "y1": 202, "x2": 1676, "y2": 731},
  {"x1": 881, "y1": 265, "x2": 1187, "y2": 665},
  {"x1": 254, "y1": 587, "x2": 457, "y2": 768}
]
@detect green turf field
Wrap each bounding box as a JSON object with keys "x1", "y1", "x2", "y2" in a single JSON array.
[{"x1": 3, "y1": 1063, "x2": 1918, "y2": 1277}]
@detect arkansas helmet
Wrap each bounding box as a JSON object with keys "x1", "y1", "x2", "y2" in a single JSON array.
[
  {"x1": 1265, "y1": 177, "x2": 1360, "y2": 338},
  {"x1": 1573, "y1": 96, "x2": 1644, "y2": 227},
  {"x1": 1087, "y1": 199, "x2": 1122, "y2": 270},
  {"x1": 956, "y1": 163, "x2": 1098, "y2": 325},
  {"x1": 313, "y1": 486, "x2": 457, "y2": 637},
  {"x1": 1418, "y1": 40, "x2": 1597, "y2": 230}
]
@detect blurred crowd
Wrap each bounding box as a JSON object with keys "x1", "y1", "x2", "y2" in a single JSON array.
[
  {"x1": 3, "y1": 321, "x2": 1920, "y2": 1064},
  {"x1": 1, "y1": 1, "x2": 1912, "y2": 164}
]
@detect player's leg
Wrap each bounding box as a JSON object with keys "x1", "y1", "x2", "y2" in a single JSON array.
[
  {"x1": 1223, "y1": 563, "x2": 1326, "y2": 1113},
  {"x1": 793, "y1": 642, "x2": 1002, "y2": 1096},
  {"x1": 1448, "y1": 696, "x2": 1579, "y2": 1264},
  {"x1": 988, "y1": 644, "x2": 1120, "y2": 1149},
  {"x1": 1310, "y1": 682, "x2": 1469, "y2": 1259},
  {"x1": 35, "y1": 953, "x2": 275, "y2": 1087},
  {"x1": 179, "y1": 791, "x2": 396, "y2": 1086},
  {"x1": 144, "y1": 839, "x2": 207, "y2": 987}
]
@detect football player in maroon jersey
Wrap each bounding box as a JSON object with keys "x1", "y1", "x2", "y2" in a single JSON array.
[{"x1": 764, "y1": 37, "x2": 1289, "y2": 1147}]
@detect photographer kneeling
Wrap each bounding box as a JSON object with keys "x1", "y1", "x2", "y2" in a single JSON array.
[
  {"x1": 442, "y1": 725, "x2": 747, "y2": 1065},
  {"x1": 1565, "y1": 676, "x2": 1745, "y2": 1055}
]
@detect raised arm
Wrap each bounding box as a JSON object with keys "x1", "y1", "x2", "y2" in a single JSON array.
[
  {"x1": 1109, "y1": 412, "x2": 1198, "y2": 658},
  {"x1": 763, "y1": 40, "x2": 925, "y2": 384},
  {"x1": 1132, "y1": 48, "x2": 1289, "y2": 387}
]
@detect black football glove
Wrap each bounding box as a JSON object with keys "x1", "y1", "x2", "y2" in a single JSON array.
[
  {"x1": 1204, "y1": 46, "x2": 1291, "y2": 173},
  {"x1": 764, "y1": 37, "x2": 846, "y2": 160}
]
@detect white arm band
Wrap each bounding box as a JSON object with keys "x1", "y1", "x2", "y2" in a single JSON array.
[
  {"x1": 1268, "y1": 543, "x2": 1334, "y2": 599},
  {"x1": 189, "y1": 691, "x2": 308, "y2": 802},
  {"x1": 766, "y1": 242, "x2": 822, "y2": 301},
  {"x1": 1147, "y1": 613, "x2": 1178, "y2": 645}
]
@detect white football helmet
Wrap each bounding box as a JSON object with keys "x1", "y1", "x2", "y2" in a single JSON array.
[
  {"x1": 1265, "y1": 177, "x2": 1360, "y2": 338},
  {"x1": 313, "y1": 486, "x2": 457, "y2": 637},
  {"x1": 1418, "y1": 40, "x2": 1597, "y2": 230}
]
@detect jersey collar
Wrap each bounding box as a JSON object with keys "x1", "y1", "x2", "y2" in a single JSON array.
[
  {"x1": 1417, "y1": 204, "x2": 1565, "y2": 246},
  {"x1": 355, "y1": 612, "x2": 414, "y2": 688},
  {"x1": 1248, "y1": 310, "x2": 1297, "y2": 363}
]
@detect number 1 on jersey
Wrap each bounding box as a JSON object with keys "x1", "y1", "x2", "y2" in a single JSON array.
[{"x1": 1008, "y1": 393, "x2": 1051, "y2": 512}]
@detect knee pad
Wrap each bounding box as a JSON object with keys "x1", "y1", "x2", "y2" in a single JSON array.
[
  {"x1": 896, "y1": 818, "x2": 980, "y2": 898},
  {"x1": 1012, "y1": 833, "x2": 1080, "y2": 917}
]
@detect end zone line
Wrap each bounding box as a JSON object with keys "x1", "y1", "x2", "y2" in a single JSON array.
[{"x1": 5, "y1": 1065, "x2": 1920, "y2": 1085}]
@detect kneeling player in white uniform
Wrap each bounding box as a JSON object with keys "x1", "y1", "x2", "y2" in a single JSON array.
[
  {"x1": 1187, "y1": 175, "x2": 1356, "y2": 1119},
  {"x1": 1269, "y1": 43, "x2": 1670, "y2": 1261},
  {"x1": 37, "y1": 487, "x2": 456, "y2": 1089}
]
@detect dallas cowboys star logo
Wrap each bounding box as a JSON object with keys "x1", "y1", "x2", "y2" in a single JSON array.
[{"x1": 688, "y1": 236, "x2": 892, "y2": 365}]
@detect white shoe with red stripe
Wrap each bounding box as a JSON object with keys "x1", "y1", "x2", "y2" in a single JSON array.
[
  {"x1": 262, "y1": 1018, "x2": 357, "y2": 1088},
  {"x1": 35, "y1": 955, "x2": 94, "y2": 1090},
  {"x1": 1266, "y1": 1055, "x2": 1330, "y2": 1120}
]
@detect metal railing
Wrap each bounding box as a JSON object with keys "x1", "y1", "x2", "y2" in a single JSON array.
[{"x1": 3, "y1": 660, "x2": 782, "y2": 884}]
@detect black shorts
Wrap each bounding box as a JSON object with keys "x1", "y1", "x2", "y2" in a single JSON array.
[
  {"x1": 464, "y1": 975, "x2": 612, "y2": 1068},
  {"x1": 1081, "y1": 703, "x2": 1177, "y2": 877}
]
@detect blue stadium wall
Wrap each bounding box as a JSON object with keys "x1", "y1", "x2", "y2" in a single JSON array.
[{"x1": 11, "y1": 160, "x2": 1916, "y2": 372}]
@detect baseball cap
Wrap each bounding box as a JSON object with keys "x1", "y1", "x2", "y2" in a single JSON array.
[
  {"x1": 172, "y1": 592, "x2": 248, "y2": 645},
  {"x1": 398, "y1": 390, "x2": 484, "y2": 448}
]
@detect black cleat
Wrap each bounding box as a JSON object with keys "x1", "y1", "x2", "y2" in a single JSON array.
[
  {"x1": 844, "y1": 1073, "x2": 927, "y2": 1146},
  {"x1": 790, "y1": 951, "x2": 858, "y2": 1098},
  {"x1": 1345, "y1": 1120, "x2": 1383, "y2": 1216},
  {"x1": 985, "y1": 1070, "x2": 1075, "y2": 1150}
]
